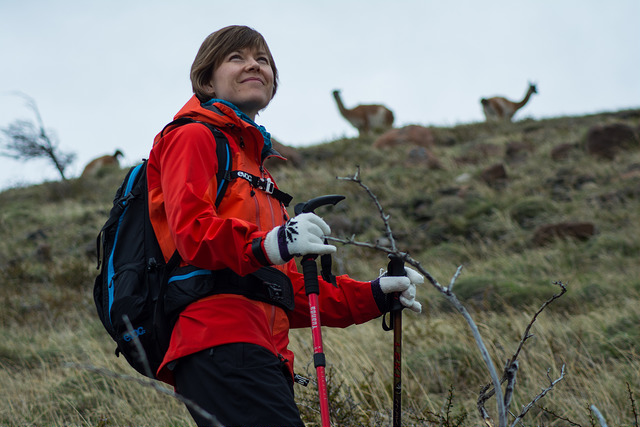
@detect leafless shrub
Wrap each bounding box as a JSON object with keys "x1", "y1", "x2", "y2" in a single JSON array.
[{"x1": 1, "y1": 92, "x2": 75, "y2": 181}]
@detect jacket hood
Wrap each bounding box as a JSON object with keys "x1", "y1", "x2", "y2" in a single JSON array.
[
  {"x1": 175, "y1": 95, "x2": 242, "y2": 125},
  {"x1": 154, "y1": 95, "x2": 252, "y2": 144},
  {"x1": 154, "y1": 95, "x2": 283, "y2": 161}
]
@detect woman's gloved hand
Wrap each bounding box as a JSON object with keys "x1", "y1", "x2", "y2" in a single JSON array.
[
  {"x1": 372, "y1": 266, "x2": 424, "y2": 313},
  {"x1": 263, "y1": 213, "x2": 337, "y2": 265}
]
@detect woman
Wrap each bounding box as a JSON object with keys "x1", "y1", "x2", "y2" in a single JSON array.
[{"x1": 147, "y1": 25, "x2": 423, "y2": 427}]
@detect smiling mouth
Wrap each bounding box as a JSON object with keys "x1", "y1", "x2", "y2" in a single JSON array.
[{"x1": 242, "y1": 78, "x2": 264, "y2": 84}]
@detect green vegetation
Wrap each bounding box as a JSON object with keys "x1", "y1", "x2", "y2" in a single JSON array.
[{"x1": 1, "y1": 109, "x2": 639, "y2": 426}]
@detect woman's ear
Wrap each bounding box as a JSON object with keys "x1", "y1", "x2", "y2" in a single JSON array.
[{"x1": 203, "y1": 80, "x2": 216, "y2": 98}]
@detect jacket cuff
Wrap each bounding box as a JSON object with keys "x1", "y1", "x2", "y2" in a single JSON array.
[
  {"x1": 370, "y1": 278, "x2": 390, "y2": 313},
  {"x1": 252, "y1": 237, "x2": 272, "y2": 266}
]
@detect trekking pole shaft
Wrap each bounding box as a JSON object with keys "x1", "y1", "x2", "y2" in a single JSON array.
[
  {"x1": 309, "y1": 291, "x2": 331, "y2": 427},
  {"x1": 387, "y1": 255, "x2": 405, "y2": 427},
  {"x1": 301, "y1": 255, "x2": 331, "y2": 427},
  {"x1": 393, "y1": 310, "x2": 402, "y2": 427},
  {"x1": 295, "y1": 195, "x2": 345, "y2": 427}
]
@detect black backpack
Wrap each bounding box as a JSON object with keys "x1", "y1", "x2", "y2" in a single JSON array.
[{"x1": 93, "y1": 119, "x2": 231, "y2": 379}]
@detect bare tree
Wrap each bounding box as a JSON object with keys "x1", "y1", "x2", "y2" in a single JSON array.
[{"x1": 0, "y1": 92, "x2": 75, "y2": 181}]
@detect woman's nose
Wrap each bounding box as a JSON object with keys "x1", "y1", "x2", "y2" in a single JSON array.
[{"x1": 246, "y1": 58, "x2": 260, "y2": 71}]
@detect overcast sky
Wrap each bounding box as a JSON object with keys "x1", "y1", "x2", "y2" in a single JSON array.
[{"x1": 1, "y1": 0, "x2": 639, "y2": 189}]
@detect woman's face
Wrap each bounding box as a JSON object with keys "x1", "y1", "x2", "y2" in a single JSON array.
[{"x1": 205, "y1": 47, "x2": 275, "y2": 120}]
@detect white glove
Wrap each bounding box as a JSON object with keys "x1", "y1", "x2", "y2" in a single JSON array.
[
  {"x1": 263, "y1": 213, "x2": 337, "y2": 265},
  {"x1": 378, "y1": 266, "x2": 424, "y2": 313}
]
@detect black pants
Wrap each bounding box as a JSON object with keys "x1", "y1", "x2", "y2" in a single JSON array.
[{"x1": 172, "y1": 343, "x2": 305, "y2": 427}]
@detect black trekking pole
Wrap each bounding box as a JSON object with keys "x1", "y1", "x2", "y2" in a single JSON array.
[
  {"x1": 294, "y1": 194, "x2": 345, "y2": 427},
  {"x1": 382, "y1": 254, "x2": 406, "y2": 427}
]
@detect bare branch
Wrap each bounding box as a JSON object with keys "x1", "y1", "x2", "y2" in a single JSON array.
[
  {"x1": 326, "y1": 235, "x2": 394, "y2": 255},
  {"x1": 628, "y1": 382, "x2": 639, "y2": 427},
  {"x1": 65, "y1": 362, "x2": 224, "y2": 427},
  {"x1": 327, "y1": 234, "x2": 447, "y2": 298},
  {"x1": 503, "y1": 360, "x2": 519, "y2": 413},
  {"x1": 537, "y1": 405, "x2": 582, "y2": 426},
  {"x1": 336, "y1": 168, "x2": 507, "y2": 426},
  {"x1": 446, "y1": 288, "x2": 505, "y2": 426},
  {"x1": 122, "y1": 315, "x2": 155, "y2": 379},
  {"x1": 119, "y1": 315, "x2": 223, "y2": 426},
  {"x1": 589, "y1": 405, "x2": 608, "y2": 427},
  {"x1": 480, "y1": 407, "x2": 495, "y2": 427},
  {"x1": 478, "y1": 281, "x2": 567, "y2": 419},
  {"x1": 334, "y1": 168, "x2": 573, "y2": 427},
  {"x1": 448, "y1": 265, "x2": 464, "y2": 293},
  {"x1": 509, "y1": 365, "x2": 566, "y2": 426},
  {"x1": 337, "y1": 166, "x2": 398, "y2": 252},
  {"x1": 509, "y1": 282, "x2": 567, "y2": 365}
]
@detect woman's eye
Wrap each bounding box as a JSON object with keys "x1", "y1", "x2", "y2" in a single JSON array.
[
  {"x1": 257, "y1": 56, "x2": 269, "y2": 64},
  {"x1": 229, "y1": 54, "x2": 242, "y2": 61}
]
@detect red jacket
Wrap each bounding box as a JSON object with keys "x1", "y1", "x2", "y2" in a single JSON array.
[{"x1": 147, "y1": 95, "x2": 383, "y2": 385}]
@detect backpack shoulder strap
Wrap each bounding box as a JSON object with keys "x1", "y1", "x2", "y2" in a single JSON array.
[
  {"x1": 160, "y1": 118, "x2": 231, "y2": 208},
  {"x1": 158, "y1": 118, "x2": 292, "y2": 207}
]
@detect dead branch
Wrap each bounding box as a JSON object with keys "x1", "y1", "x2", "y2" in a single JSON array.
[
  {"x1": 333, "y1": 167, "x2": 572, "y2": 427},
  {"x1": 122, "y1": 315, "x2": 155, "y2": 378},
  {"x1": 336, "y1": 167, "x2": 508, "y2": 426},
  {"x1": 66, "y1": 316, "x2": 224, "y2": 425},
  {"x1": 478, "y1": 281, "x2": 567, "y2": 417},
  {"x1": 509, "y1": 282, "x2": 567, "y2": 366},
  {"x1": 628, "y1": 382, "x2": 639, "y2": 427},
  {"x1": 93, "y1": 315, "x2": 224, "y2": 427},
  {"x1": 503, "y1": 360, "x2": 519, "y2": 414},
  {"x1": 590, "y1": 405, "x2": 608, "y2": 427},
  {"x1": 509, "y1": 365, "x2": 566, "y2": 426},
  {"x1": 334, "y1": 167, "x2": 445, "y2": 292},
  {"x1": 537, "y1": 405, "x2": 582, "y2": 426},
  {"x1": 66, "y1": 362, "x2": 223, "y2": 427},
  {"x1": 337, "y1": 167, "x2": 398, "y2": 253}
]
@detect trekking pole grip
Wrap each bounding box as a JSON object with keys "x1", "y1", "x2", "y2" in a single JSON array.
[
  {"x1": 295, "y1": 194, "x2": 345, "y2": 296},
  {"x1": 388, "y1": 254, "x2": 406, "y2": 312},
  {"x1": 294, "y1": 195, "x2": 345, "y2": 216},
  {"x1": 301, "y1": 254, "x2": 320, "y2": 295},
  {"x1": 382, "y1": 254, "x2": 406, "y2": 331}
]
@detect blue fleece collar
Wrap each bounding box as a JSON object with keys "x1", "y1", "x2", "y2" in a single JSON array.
[{"x1": 202, "y1": 98, "x2": 272, "y2": 155}]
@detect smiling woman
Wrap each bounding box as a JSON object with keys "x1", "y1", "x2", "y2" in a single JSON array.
[
  {"x1": 138, "y1": 25, "x2": 423, "y2": 427},
  {"x1": 202, "y1": 48, "x2": 275, "y2": 120},
  {"x1": 190, "y1": 26, "x2": 279, "y2": 112}
]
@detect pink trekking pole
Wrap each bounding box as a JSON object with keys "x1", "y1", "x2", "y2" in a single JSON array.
[{"x1": 295, "y1": 195, "x2": 345, "y2": 427}]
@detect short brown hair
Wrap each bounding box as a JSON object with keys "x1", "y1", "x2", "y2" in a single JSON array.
[{"x1": 190, "y1": 25, "x2": 278, "y2": 102}]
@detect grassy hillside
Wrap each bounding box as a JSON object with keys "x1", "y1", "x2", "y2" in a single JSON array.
[{"x1": 1, "y1": 109, "x2": 639, "y2": 426}]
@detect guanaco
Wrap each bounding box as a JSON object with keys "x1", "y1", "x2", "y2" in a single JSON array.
[
  {"x1": 481, "y1": 83, "x2": 538, "y2": 122},
  {"x1": 332, "y1": 89, "x2": 394, "y2": 136},
  {"x1": 81, "y1": 149, "x2": 124, "y2": 177}
]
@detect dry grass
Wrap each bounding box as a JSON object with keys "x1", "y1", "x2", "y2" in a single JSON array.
[
  {"x1": 289, "y1": 294, "x2": 640, "y2": 426},
  {"x1": 0, "y1": 309, "x2": 193, "y2": 426},
  {"x1": 1, "y1": 108, "x2": 639, "y2": 426}
]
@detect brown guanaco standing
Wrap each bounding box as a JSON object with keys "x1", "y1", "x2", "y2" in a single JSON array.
[
  {"x1": 481, "y1": 83, "x2": 538, "y2": 122},
  {"x1": 332, "y1": 89, "x2": 394, "y2": 136},
  {"x1": 81, "y1": 149, "x2": 124, "y2": 177}
]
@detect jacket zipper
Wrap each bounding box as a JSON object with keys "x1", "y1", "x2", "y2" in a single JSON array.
[{"x1": 269, "y1": 304, "x2": 276, "y2": 335}]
